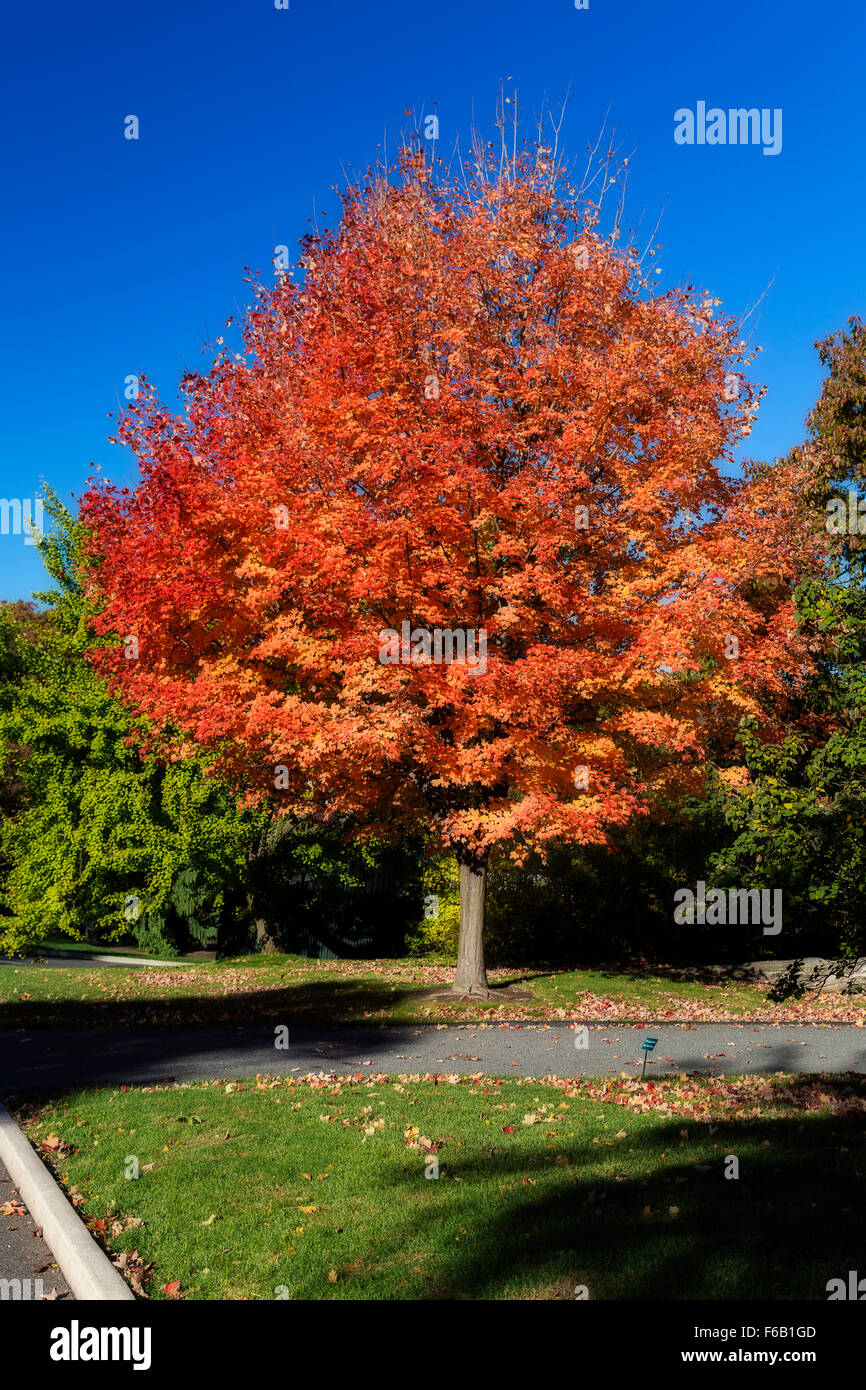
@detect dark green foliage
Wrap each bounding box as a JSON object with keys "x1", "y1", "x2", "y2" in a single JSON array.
[
  {"x1": 246, "y1": 822, "x2": 424, "y2": 959},
  {"x1": 135, "y1": 868, "x2": 223, "y2": 957},
  {"x1": 409, "y1": 792, "x2": 747, "y2": 967}
]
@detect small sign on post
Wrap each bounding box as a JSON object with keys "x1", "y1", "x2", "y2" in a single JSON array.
[{"x1": 640, "y1": 1036, "x2": 658, "y2": 1078}]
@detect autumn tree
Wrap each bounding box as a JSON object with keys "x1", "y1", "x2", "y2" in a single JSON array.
[
  {"x1": 713, "y1": 318, "x2": 866, "y2": 960},
  {"x1": 82, "y1": 137, "x2": 820, "y2": 995}
]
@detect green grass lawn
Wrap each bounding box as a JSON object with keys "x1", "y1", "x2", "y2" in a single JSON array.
[
  {"x1": 18, "y1": 1073, "x2": 866, "y2": 1300},
  {"x1": 0, "y1": 952, "x2": 862, "y2": 1028}
]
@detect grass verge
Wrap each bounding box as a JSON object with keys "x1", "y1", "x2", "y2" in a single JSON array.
[
  {"x1": 1, "y1": 954, "x2": 863, "y2": 1027},
  {"x1": 15, "y1": 1071, "x2": 866, "y2": 1300}
]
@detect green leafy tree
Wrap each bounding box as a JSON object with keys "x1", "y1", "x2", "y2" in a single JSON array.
[
  {"x1": 713, "y1": 318, "x2": 866, "y2": 963},
  {"x1": 0, "y1": 490, "x2": 265, "y2": 955}
]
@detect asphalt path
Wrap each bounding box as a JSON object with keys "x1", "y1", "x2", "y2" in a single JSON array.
[
  {"x1": 0, "y1": 1157, "x2": 73, "y2": 1300},
  {"x1": 0, "y1": 955, "x2": 169, "y2": 970},
  {"x1": 2, "y1": 1022, "x2": 866, "y2": 1095}
]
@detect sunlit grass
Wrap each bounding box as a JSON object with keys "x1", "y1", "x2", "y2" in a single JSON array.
[{"x1": 22, "y1": 1073, "x2": 866, "y2": 1300}]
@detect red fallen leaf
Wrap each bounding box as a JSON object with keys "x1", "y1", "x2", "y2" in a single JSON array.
[
  {"x1": 642, "y1": 1205, "x2": 658, "y2": 1218},
  {"x1": 502, "y1": 1126, "x2": 516, "y2": 1133},
  {"x1": 162, "y1": 1281, "x2": 183, "y2": 1299},
  {"x1": 42, "y1": 1135, "x2": 64, "y2": 1150}
]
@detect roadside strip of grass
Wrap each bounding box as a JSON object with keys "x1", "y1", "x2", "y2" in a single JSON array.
[
  {"x1": 1, "y1": 954, "x2": 864, "y2": 1027},
  {"x1": 15, "y1": 1072, "x2": 866, "y2": 1300}
]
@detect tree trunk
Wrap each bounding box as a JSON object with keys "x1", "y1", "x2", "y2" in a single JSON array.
[
  {"x1": 452, "y1": 853, "x2": 490, "y2": 996},
  {"x1": 246, "y1": 815, "x2": 295, "y2": 954},
  {"x1": 253, "y1": 910, "x2": 279, "y2": 953}
]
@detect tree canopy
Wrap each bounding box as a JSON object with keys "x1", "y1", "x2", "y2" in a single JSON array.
[{"x1": 80, "y1": 142, "x2": 823, "y2": 990}]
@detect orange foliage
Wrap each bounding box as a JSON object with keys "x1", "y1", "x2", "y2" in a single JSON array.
[{"x1": 82, "y1": 144, "x2": 824, "y2": 863}]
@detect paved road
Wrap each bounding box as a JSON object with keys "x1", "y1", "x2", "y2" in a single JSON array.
[
  {"x1": 0, "y1": 954, "x2": 172, "y2": 970},
  {"x1": 0, "y1": 1158, "x2": 73, "y2": 1301},
  {"x1": 2, "y1": 1022, "x2": 865, "y2": 1094}
]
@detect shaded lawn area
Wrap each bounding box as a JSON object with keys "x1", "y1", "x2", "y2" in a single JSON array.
[
  {"x1": 16, "y1": 1073, "x2": 866, "y2": 1300},
  {"x1": 1, "y1": 954, "x2": 863, "y2": 1028}
]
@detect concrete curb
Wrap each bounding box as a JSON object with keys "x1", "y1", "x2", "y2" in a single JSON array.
[{"x1": 0, "y1": 1101, "x2": 134, "y2": 1300}]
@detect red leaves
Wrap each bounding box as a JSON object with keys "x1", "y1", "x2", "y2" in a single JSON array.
[
  {"x1": 549, "y1": 1073, "x2": 866, "y2": 1122},
  {"x1": 80, "y1": 144, "x2": 825, "y2": 867},
  {"x1": 112, "y1": 1250, "x2": 152, "y2": 1296},
  {"x1": 38, "y1": 1133, "x2": 73, "y2": 1157}
]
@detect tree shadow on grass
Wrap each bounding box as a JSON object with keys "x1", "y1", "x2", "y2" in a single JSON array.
[
  {"x1": 0, "y1": 976, "x2": 438, "y2": 1031},
  {"x1": 374, "y1": 1102, "x2": 866, "y2": 1300},
  {"x1": 0, "y1": 963, "x2": 556, "y2": 1030}
]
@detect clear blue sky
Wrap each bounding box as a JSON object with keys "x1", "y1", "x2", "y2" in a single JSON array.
[{"x1": 1, "y1": 0, "x2": 863, "y2": 601}]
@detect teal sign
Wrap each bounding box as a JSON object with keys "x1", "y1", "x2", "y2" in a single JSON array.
[{"x1": 641, "y1": 1036, "x2": 659, "y2": 1077}]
